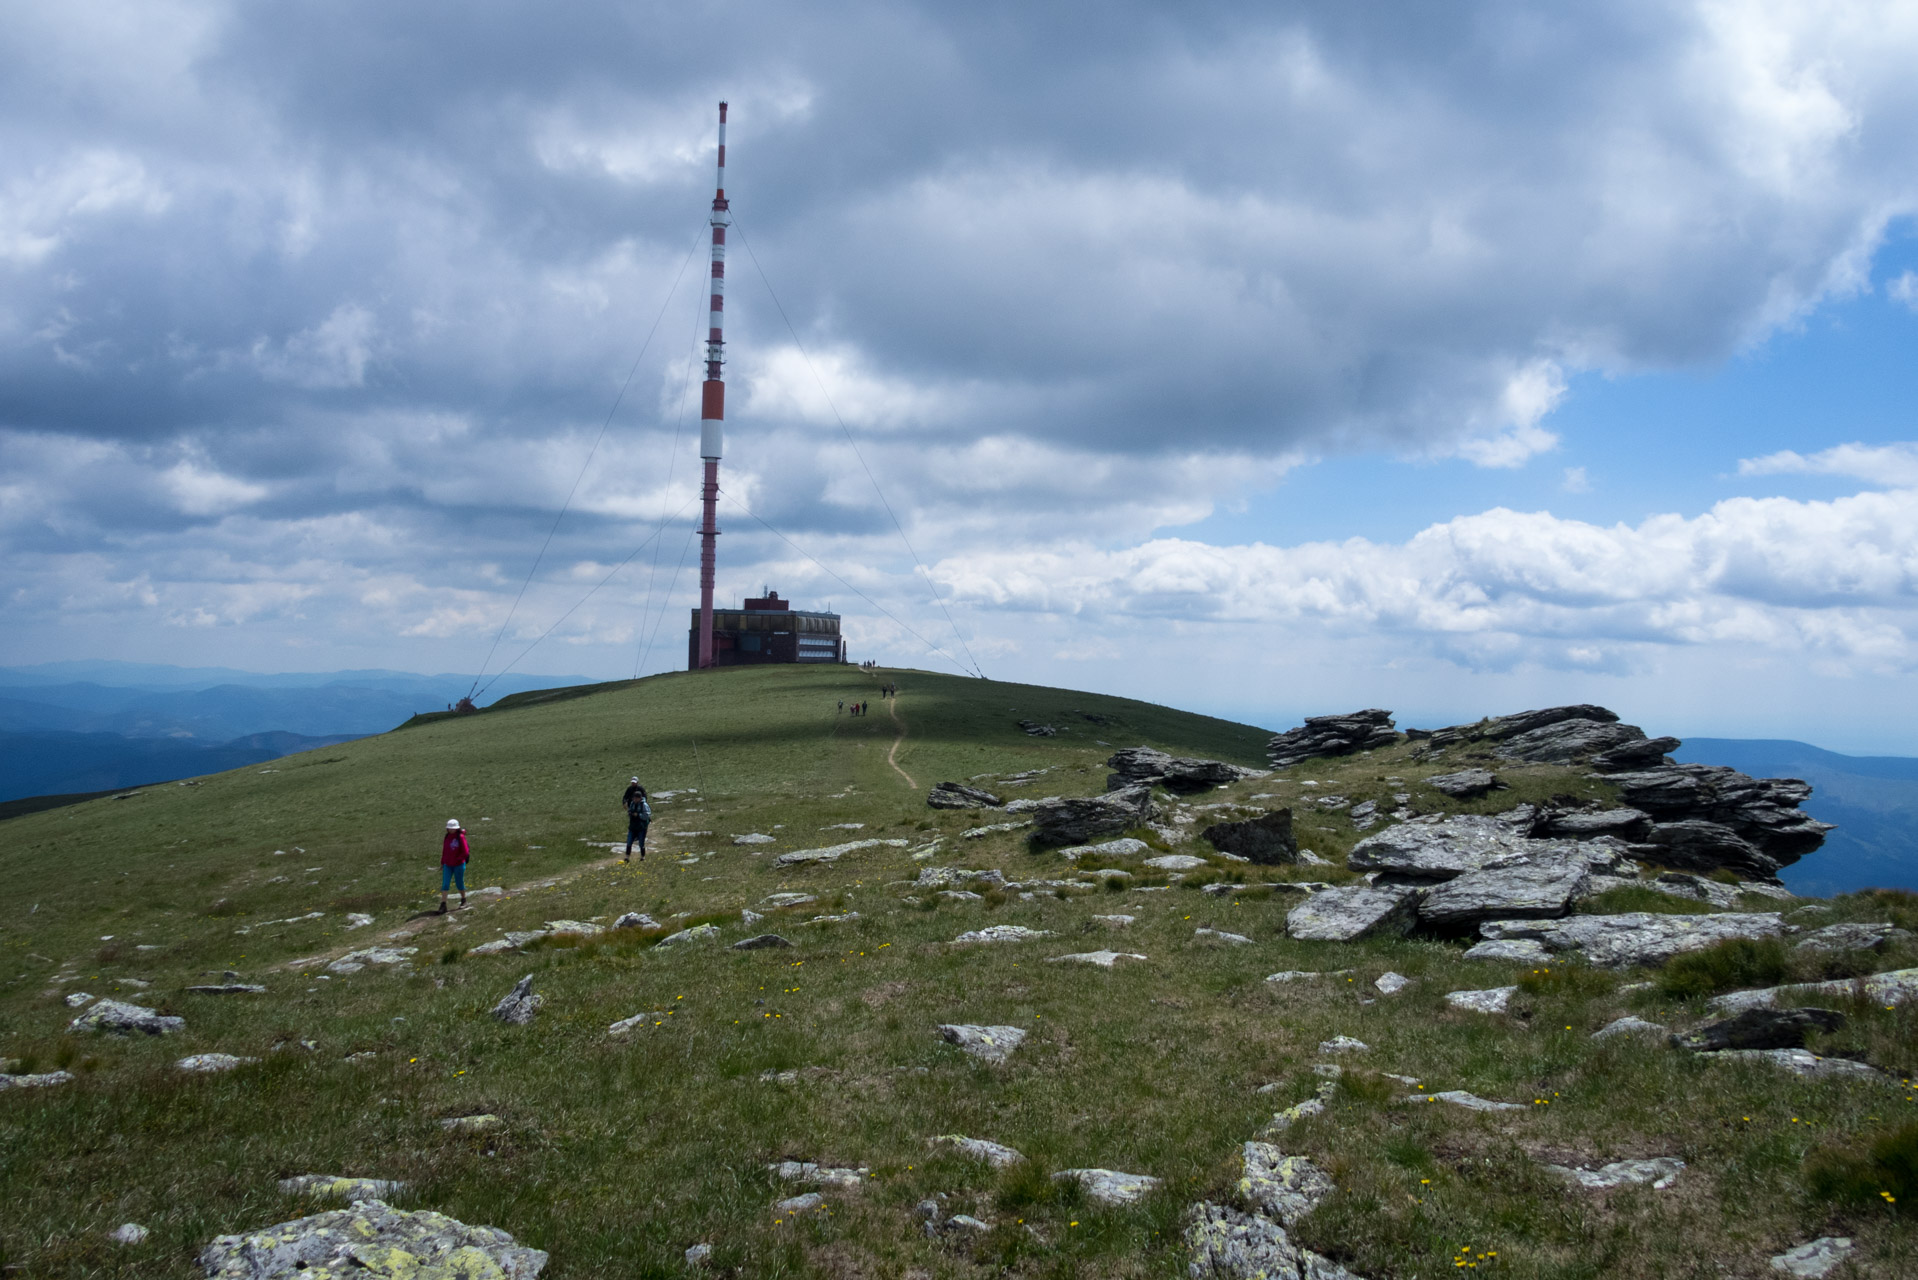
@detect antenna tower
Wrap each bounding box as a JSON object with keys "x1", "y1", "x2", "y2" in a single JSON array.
[{"x1": 695, "y1": 101, "x2": 729, "y2": 669}]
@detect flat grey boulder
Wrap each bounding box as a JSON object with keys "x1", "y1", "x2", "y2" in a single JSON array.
[
  {"x1": 774, "y1": 838, "x2": 908, "y2": 866},
  {"x1": 731, "y1": 934, "x2": 793, "y2": 950},
  {"x1": 760, "y1": 892, "x2": 817, "y2": 908},
  {"x1": 1239, "y1": 1142, "x2": 1335, "y2": 1226},
  {"x1": 928, "y1": 781, "x2": 1004, "y2": 809},
  {"x1": 1349, "y1": 815, "x2": 1615, "y2": 881},
  {"x1": 1407, "y1": 1089, "x2": 1525, "y2": 1112},
  {"x1": 68, "y1": 999, "x2": 183, "y2": 1036},
  {"x1": 930, "y1": 1134, "x2": 1026, "y2": 1168},
  {"x1": 1053, "y1": 1168, "x2": 1161, "y2": 1205},
  {"x1": 1049, "y1": 950, "x2": 1148, "y2": 968},
  {"x1": 1445, "y1": 986, "x2": 1517, "y2": 1015},
  {"x1": 327, "y1": 947, "x2": 417, "y2": 975},
  {"x1": 466, "y1": 931, "x2": 547, "y2": 956},
  {"x1": 1462, "y1": 938, "x2": 1551, "y2": 963},
  {"x1": 1029, "y1": 786, "x2": 1157, "y2": 848},
  {"x1": 1770, "y1": 1237, "x2": 1855, "y2": 1278},
  {"x1": 1374, "y1": 972, "x2": 1411, "y2": 995},
  {"x1": 938, "y1": 1023, "x2": 1027, "y2": 1063},
  {"x1": 200, "y1": 1199, "x2": 545, "y2": 1279},
  {"x1": 914, "y1": 866, "x2": 1008, "y2": 889},
  {"x1": 1592, "y1": 1015, "x2": 1668, "y2": 1040},
  {"x1": 774, "y1": 1192, "x2": 824, "y2": 1215},
  {"x1": 1107, "y1": 745, "x2": 1255, "y2": 793},
  {"x1": 440, "y1": 1114, "x2": 502, "y2": 1133},
  {"x1": 732, "y1": 832, "x2": 776, "y2": 844},
  {"x1": 1091, "y1": 914, "x2": 1136, "y2": 928},
  {"x1": 1267, "y1": 709, "x2": 1398, "y2": 768},
  {"x1": 770, "y1": 1160, "x2": 869, "y2": 1188},
  {"x1": 491, "y1": 975, "x2": 541, "y2": 1026},
  {"x1": 1317, "y1": 1036, "x2": 1369, "y2": 1054},
  {"x1": 186, "y1": 984, "x2": 267, "y2": 996},
  {"x1": 1058, "y1": 837, "x2": 1150, "y2": 860},
  {"x1": 0, "y1": 1070, "x2": 74, "y2": 1090},
  {"x1": 1200, "y1": 810, "x2": 1298, "y2": 865},
  {"x1": 1286, "y1": 887, "x2": 1416, "y2": 942},
  {"x1": 1795, "y1": 921, "x2": 1909, "y2": 953},
  {"x1": 613, "y1": 912, "x2": 660, "y2": 930},
  {"x1": 1478, "y1": 911, "x2": 1787, "y2": 967},
  {"x1": 276, "y1": 1174, "x2": 410, "y2": 1200},
  {"x1": 953, "y1": 925, "x2": 1053, "y2": 944},
  {"x1": 1195, "y1": 928, "x2": 1254, "y2": 945},
  {"x1": 1417, "y1": 862, "x2": 1589, "y2": 929},
  {"x1": 656, "y1": 924, "x2": 722, "y2": 947},
  {"x1": 1424, "y1": 769, "x2": 1502, "y2": 798},
  {"x1": 1707, "y1": 966, "x2": 1918, "y2": 1015},
  {"x1": 1146, "y1": 854, "x2": 1209, "y2": 871},
  {"x1": 1542, "y1": 1157, "x2": 1684, "y2": 1190},
  {"x1": 1672, "y1": 1006, "x2": 1845, "y2": 1052},
  {"x1": 178, "y1": 1053, "x2": 258, "y2": 1073},
  {"x1": 1537, "y1": 807, "x2": 1653, "y2": 840},
  {"x1": 1711, "y1": 1049, "x2": 1883, "y2": 1080}
]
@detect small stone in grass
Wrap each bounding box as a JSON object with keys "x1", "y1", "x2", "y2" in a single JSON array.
[
  {"x1": 930, "y1": 1134, "x2": 1026, "y2": 1168},
  {"x1": 1374, "y1": 971, "x2": 1411, "y2": 995},
  {"x1": 774, "y1": 1192, "x2": 824, "y2": 1215},
  {"x1": 1195, "y1": 927, "x2": 1253, "y2": 945},
  {"x1": 1769, "y1": 1237, "x2": 1855, "y2": 1278},
  {"x1": 1317, "y1": 1036, "x2": 1369, "y2": 1054},
  {"x1": 107, "y1": 1223, "x2": 148, "y2": 1245},
  {"x1": 1445, "y1": 986, "x2": 1517, "y2": 1015},
  {"x1": 1052, "y1": 1168, "x2": 1161, "y2": 1204},
  {"x1": 177, "y1": 1053, "x2": 258, "y2": 1073}
]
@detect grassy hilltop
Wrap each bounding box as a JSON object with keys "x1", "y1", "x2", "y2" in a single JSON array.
[{"x1": 2, "y1": 665, "x2": 1916, "y2": 1278}]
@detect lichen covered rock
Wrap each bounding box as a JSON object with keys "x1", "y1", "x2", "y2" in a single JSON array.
[{"x1": 199, "y1": 1198, "x2": 546, "y2": 1279}]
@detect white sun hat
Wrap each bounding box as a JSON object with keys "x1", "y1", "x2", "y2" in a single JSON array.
[{"x1": 446, "y1": 819, "x2": 461, "y2": 829}]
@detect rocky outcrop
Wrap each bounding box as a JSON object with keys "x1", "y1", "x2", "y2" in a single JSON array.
[
  {"x1": 1028, "y1": 786, "x2": 1157, "y2": 847},
  {"x1": 1106, "y1": 746, "x2": 1257, "y2": 793},
  {"x1": 1591, "y1": 736, "x2": 1681, "y2": 771},
  {"x1": 1672, "y1": 1006, "x2": 1845, "y2": 1052},
  {"x1": 927, "y1": 782, "x2": 1003, "y2": 810},
  {"x1": 1285, "y1": 887, "x2": 1417, "y2": 942},
  {"x1": 1267, "y1": 710, "x2": 1398, "y2": 768},
  {"x1": 1497, "y1": 718, "x2": 1648, "y2": 764},
  {"x1": 1478, "y1": 911, "x2": 1787, "y2": 967},
  {"x1": 774, "y1": 838, "x2": 909, "y2": 866},
  {"x1": 1769, "y1": 1237, "x2": 1856, "y2": 1278},
  {"x1": 1603, "y1": 763, "x2": 1831, "y2": 873},
  {"x1": 1200, "y1": 810, "x2": 1297, "y2": 864},
  {"x1": 1418, "y1": 704, "x2": 1618, "y2": 749},
  {"x1": 1239, "y1": 1143, "x2": 1334, "y2": 1226},
  {"x1": 200, "y1": 1199, "x2": 547, "y2": 1279}
]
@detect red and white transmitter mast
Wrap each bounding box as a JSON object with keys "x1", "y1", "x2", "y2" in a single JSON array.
[{"x1": 694, "y1": 101, "x2": 729, "y2": 669}]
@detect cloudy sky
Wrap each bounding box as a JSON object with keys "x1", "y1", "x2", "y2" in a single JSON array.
[{"x1": 7, "y1": 0, "x2": 1918, "y2": 749}]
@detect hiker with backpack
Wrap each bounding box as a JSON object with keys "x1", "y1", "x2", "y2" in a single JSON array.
[
  {"x1": 623, "y1": 777, "x2": 651, "y2": 862},
  {"x1": 439, "y1": 819, "x2": 469, "y2": 913}
]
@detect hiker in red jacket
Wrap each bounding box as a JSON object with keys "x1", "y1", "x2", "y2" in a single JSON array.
[{"x1": 439, "y1": 819, "x2": 469, "y2": 913}]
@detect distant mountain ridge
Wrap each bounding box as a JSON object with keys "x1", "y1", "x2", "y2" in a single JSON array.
[
  {"x1": 0, "y1": 661, "x2": 594, "y2": 805},
  {"x1": 1675, "y1": 738, "x2": 1918, "y2": 896}
]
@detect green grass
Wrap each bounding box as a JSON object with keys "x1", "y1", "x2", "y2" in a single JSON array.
[{"x1": 1, "y1": 666, "x2": 1916, "y2": 1277}]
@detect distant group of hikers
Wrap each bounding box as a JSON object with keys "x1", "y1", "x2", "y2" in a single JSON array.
[
  {"x1": 433, "y1": 775, "x2": 653, "y2": 908},
  {"x1": 433, "y1": 677, "x2": 909, "y2": 900}
]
